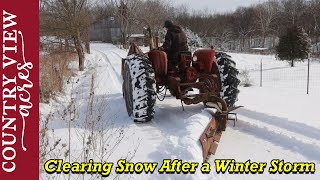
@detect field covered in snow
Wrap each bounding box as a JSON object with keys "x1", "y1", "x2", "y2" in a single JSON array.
[{"x1": 40, "y1": 43, "x2": 320, "y2": 180}]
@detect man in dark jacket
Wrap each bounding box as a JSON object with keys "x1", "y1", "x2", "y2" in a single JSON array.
[{"x1": 161, "y1": 20, "x2": 188, "y2": 67}]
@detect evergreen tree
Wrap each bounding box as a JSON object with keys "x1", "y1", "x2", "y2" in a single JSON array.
[{"x1": 276, "y1": 26, "x2": 311, "y2": 67}]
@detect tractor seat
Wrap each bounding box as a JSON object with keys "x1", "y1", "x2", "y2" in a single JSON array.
[{"x1": 178, "y1": 51, "x2": 192, "y2": 58}]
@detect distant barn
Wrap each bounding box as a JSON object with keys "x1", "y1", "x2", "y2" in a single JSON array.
[{"x1": 90, "y1": 16, "x2": 122, "y2": 43}]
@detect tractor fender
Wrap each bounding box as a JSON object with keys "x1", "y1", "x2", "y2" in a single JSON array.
[
  {"x1": 148, "y1": 50, "x2": 168, "y2": 76},
  {"x1": 193, "y1": 48, "x2": 216, "y2": 73}
]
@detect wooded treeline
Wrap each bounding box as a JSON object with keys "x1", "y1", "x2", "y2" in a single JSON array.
[
  {"x1": 40, "y1": 0, "x2": 320, "y2": 71},
  {"x1": 176, "y1": 0, "x2": 320, "y2": 54}
]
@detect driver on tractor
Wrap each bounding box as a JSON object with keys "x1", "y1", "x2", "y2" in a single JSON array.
[{"x1": 161, "y1": 20, "x2": 188, "y2": 69}]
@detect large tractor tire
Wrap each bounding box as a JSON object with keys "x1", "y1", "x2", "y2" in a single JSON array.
[
  {"x1": 215, "y1": 52, "x2": 240, "y2": 107},
  {"x1": 122, "y1": 55, "x2": 156, "y2": 122}
]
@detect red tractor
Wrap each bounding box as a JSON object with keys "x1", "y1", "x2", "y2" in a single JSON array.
[{"x1": 122, "y1": 38, "x2": 241, "y2": 160}]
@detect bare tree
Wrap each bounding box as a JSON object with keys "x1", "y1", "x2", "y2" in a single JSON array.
[
  {"x1": 185, "y1": 12, "x2": 215, "y2": 39},
  {"x1": 254, "y1": 0, "x2": 279, "y2": 48},
  {"x1": 134, "y1": 0, "x2": 173, "y2": 37},
  {"x1": 106, "y1": 0, "x2": 140, "y2": 48},
  {"x1": 309, "y1": 0, "x2": 320, "y2": 53},
  {"x1": 41, "y1": 0, "x2": 91, "y2": 71},
  {"x1": 233, "y1": 7, "x2": 256, "y2": 51},
  {"x1": 281, "y1": 0, "x2": 306, "y2": 26}
]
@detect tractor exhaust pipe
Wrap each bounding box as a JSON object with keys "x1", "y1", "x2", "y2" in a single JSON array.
[
  {"x1": 146, "y1": 27, "x2": 154, "y2": 50},
  {"x1": 155, "y1": 36, "x2": 159, "y2": 49}
]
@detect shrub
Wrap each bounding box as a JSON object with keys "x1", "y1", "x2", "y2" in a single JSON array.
[
  {"x1": 239, "y1": 69, "x2": 253, "y2": 87},
  {"x1": 40, "y1": 52, "x2": 76, "y2": 103}
]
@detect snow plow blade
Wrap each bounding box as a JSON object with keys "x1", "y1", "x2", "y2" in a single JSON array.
[
  {"x1": 200, "y1": 106, "x2": 242, "y2": 161},
  {"x1": 199, "y1": 117, "x2": 221, "y2": 161}
]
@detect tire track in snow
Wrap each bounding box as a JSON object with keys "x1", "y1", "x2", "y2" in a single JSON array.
[
  {"x1": 94, "y1": 49, "x2": 123, "y2": 83},
  {"x1": 231, "y1": 120, "x2": 320, "y2": 163},
  {"x1": 91, "y1": 50, "x2": 123, "y2": 92},
  {"x1": 106, "y1": 50, "x2": 124, "y2": 76},
  {"x1": 109, "y1": 50, "x2": 124, "y2": 59},
  {"x1": 239, "y1": 108, "x2": 320, "y2": 139},
  {"x1": 237, "y1": 108, "x2": 320, "y2": 143},
  {"x1": 234, "y1": 110, "x2": 320, "y2": 162},
  {"x1": 99, "y1": 65, "x2": 122, "y2": 93}
]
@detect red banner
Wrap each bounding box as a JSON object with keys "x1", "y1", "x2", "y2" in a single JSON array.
[{"x1": 0, "y1": 1, "x2": 39, "y2": 179}]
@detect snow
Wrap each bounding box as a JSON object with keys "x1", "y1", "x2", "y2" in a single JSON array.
[
  {"x1": 251, "y1": 48, "x2": 269, "y2": 51},
  {"x1": 40, "y1": 43, "x2": 320, "y2": 179},
  {"x1": 130, "y1": 34, "x2": 145, "y2": 38}
]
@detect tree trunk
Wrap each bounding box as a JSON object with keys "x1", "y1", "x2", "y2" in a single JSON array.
[
  {"x1": 65, "y1": 38, "x2": 70, "y2": 52},
  {"x1": 317, "y1": 36, "x2": 319, "y2": 53},
  {"x1": 74, "y1": 31, "x2": 85, "y2": 71},
  {"x1": 272, "y1": 36, "x2": 276, "y2": 49},
  {"x1": 291, "y1": 59, "x2": 294, "y2": 67},
  {"x1": 240, "y1": 37, "x2": 244, "y2": 52},
  {"x1": 85, "y1": 41, "x2": 90, "y2": 54},
  {"x1": 84, "y1": 28, "x2": 90, "y2": 54},
  {"x1": 262, "y1": 35, "x2": 266, "y2": 48},
  {"x1": 122, "y1": 32, "x2": 129, "y2": 49},
  {"x1": 79, "y1": 50, "x2": 85, "y2": 71}
]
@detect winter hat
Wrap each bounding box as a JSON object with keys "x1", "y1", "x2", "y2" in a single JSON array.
[{"x1": 164, "y1": 20, "x2": 173, "y2": 28}]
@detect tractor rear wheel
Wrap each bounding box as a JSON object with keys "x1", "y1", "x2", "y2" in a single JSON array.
[
  {"x1": 216, "y1": 52, "x2": 240, "y2": 107},
  {"x1": 123, "y1": 55, "x2": 156, "y2": 122}
]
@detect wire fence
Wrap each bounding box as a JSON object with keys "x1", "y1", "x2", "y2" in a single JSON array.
[{"x1": 243, "y1": 58, "x2": 320, "y2": 95}]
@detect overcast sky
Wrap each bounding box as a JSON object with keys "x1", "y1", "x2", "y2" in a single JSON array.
[{"x1": 172, "y1": 0, "x2": 268, "y2": 13}]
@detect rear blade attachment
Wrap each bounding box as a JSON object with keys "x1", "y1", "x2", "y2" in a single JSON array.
[
  {"x1": 199, "y1": 106, "x2": 243, "y2": 161},
  {"x1": 199, "y1": 115, "x2": 221, "y2": 161}
]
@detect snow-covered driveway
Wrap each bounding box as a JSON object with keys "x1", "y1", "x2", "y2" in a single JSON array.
[{"x1": 41, "y1": 43, "x2": 320, "y2": 180}]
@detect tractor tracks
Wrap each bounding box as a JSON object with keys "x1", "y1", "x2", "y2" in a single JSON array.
[
  {"x1": 94, "y1": 49, "x2": 122, "y2": 81},
  {"x1": 92, "y1": 49, "x2": 123, "y2": 92},
  {"x1": 235, "y1": 108, "x2": 320, "y2": 162}
]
